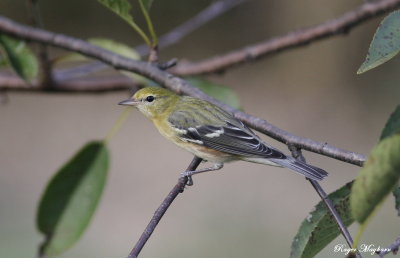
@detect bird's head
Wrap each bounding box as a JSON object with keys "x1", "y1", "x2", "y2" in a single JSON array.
[{"x1": 119, "y1": 87, "x2": 178, "y2": 119}]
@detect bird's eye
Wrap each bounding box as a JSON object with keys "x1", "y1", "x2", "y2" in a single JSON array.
[{"x1": 145, "y1": 95, "x2": 155, "y2": 102}]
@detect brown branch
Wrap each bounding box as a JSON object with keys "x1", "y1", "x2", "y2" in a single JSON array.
[
  {"x1": 128, "y1": 157, "x2": 202, "y2": 258},
  {"x1": 376, "y1": 236, "x2": 400, "y2": 257},
  {"x1": 0, "y1": 15, "x2": 366, "y2": 165},
  {"x1": 171, "y1": 0, "x2": 400, "y2": 75}
]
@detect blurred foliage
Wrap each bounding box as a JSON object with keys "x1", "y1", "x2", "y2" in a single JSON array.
[
  {"x1": 394, "y1": 186, "x2": 400, "y2": 216},
  {"x1": 350, "y1": 135, "x2": 400, "y2": 223},
  {"x1": 380, "y1": 105, "x2": 400, "y2": 140},
  {"x1": 0, "y1": 34, "x2": 38, "y2": 83},
  {"x1": 350, "y1": 104, "x2": 400, "y2": 247},
  {"x1": 57, "y1": 38, "x2": 140, "y2": 63},
  {"x1": 187, "y1": 77, "x2": 241, "y2": 109}
]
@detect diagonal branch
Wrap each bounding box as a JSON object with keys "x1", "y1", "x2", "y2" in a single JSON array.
[
  {"x1": 171, "y1": 0, "x2": 400, "y2": 75},
  {"x1": 0, "y1": 15, "x2": 366, "y2": 165},
  {"x1": 128, "y1": 157, "x2": 202, "y2": 258}
]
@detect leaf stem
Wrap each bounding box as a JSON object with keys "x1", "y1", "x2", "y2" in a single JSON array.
[
  {"x1": 104, "y1": 107, "x2": 132, "y2": 143},
  {"x1": 139, "y1": 0, "x2": 158, "y2": 47},
  {"x1": 125, "y1": 17, "x2": 152, "y2": 47}
]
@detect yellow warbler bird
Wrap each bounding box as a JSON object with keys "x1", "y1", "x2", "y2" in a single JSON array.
[{"x1": 119, "y1": 87, "x2": 328, "y2": 181}]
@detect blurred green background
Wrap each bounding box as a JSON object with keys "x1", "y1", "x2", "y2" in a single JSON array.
[{"x1": 1, "y1": 0, "x2": 399, "y2": 257}]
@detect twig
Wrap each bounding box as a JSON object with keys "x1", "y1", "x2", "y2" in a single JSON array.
[
  {"x1": 171, "y1": 0, "x2": 400, "y2": 75},
  {"x1": 54, "y1": 0, "x2": 245, "y2": 81},
  {"x1": 288, "y1": 145, "x2": 361, "y2": 258},
  {"x1": 376, "y1": 236, "x2": 400, "y2": 257},
  {"x1": 128, "y1": 157, "x2": 202, "y2": 258},
  {"x1": 0, "y1": 15, "x2": 366, "y2": 166}
]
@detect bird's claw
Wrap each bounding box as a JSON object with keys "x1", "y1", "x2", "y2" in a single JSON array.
[{"x1": 180, "y1": 171, "x2": 194, "y2": 186}]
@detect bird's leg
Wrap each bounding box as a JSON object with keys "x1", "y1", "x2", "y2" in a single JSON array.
[{"x1": 180, "y1": 163, "x2": 224, "y2": 186}]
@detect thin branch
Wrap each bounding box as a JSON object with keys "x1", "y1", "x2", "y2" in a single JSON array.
[
  {"x1": 54, "y1": 0, "x2": 245, "y2": 81},
  {"x1": 136, "y1": 0, "x2": 246, "y2": 55},
  {"x1": 128, "y1": 157, "x2": 202, "y2": 258},
  {"x1": 171, "y1": 0, "x2": 400, "y2": 75},
  {"x1": 288, "y1": 145, "x2": 361, "y2": 258},
  {"x1": 0, "y1": 15, "x2": 366, "y2": 165},
  {"x1": 376, "y1": 236, "x2": 400, "y2": 257}
]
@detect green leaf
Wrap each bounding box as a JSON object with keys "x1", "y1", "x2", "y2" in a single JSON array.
[
  {"x1": 380, "y1": 105, "x2": 400, "y2": 140},
  {"x1": 98, "y1": 0, "x2": 135, "y2": 26},
  {"x1": 186, "y1": 77, "x2": 241, "y2": 109},
  {"x1": 290, "y1": 182, "x2": 354, "y2": 258},
  {"x1": 0, "y1": 34, "x2": 38, "y2": 82},
  {"x1": 57, "y1": 38, "x2": 140, "y2": 63},
  {"x1": 393, "y1": 186, "x2": 400, "y2": 216},
  {"x1": 97, "y1": 0, "x2": 151, "y2": 45},
  {"x1": 0, "y1": 51, "x2": 8, "y2": 67},
  {"x1": 37, "y1": 141, "x2": 109, "y2": 256},
  {"x1": 357, "y1": 10, "x2": 400, "y2": 74},
  {"x1": 141, "y1": 0, "x2": 154, "y2": 11},
  {"x1": 350, "y1": 134, "x2": 400, "y2": 223}
]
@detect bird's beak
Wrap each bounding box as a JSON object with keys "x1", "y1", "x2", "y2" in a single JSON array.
[{"x1": 118, "y1": 99, "x2": 140, "y2": 106}]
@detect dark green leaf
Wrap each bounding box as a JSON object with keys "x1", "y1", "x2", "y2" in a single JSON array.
[
  {"x1": 37, "y1": 141, "x2": 109, "y2": 256},
  {"x1": 141, "y1": 0, "x2": 154, "y2": 11},
  {"x1": 393, "y1": 186, "x2": 400, "y2": 216},
  {"x1": 0, "y1": 51, "x2": 7, "y2": 67},
  {"x1": 291, "y1": 182, "x2": 354, "y2": 258},
  {"x1": 187, "y1": 77, "x2": 241, "y2": 109},
  {"x1": 380, "y1": 105, "x2": 400, "y2": 140},
  {"x1": 97, "y1": 0, "x2": 151, "y2": 46},
  {"x1": 357, "y1": 10, "x2": 400, "y2": 74},
  {"x1": 350, "y1": 135, "x2": 400, "y2": 223},
  {"x1": 98, "y1": 0, "x2": 135, "y2": 26},
  {"x1": 0, "y1": 34, "x2": 38, "y2": 82}
]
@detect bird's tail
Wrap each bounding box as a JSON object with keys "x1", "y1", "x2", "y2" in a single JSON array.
[{"x1": 270, "y1": 157, "x2": 328, "y2": 181}]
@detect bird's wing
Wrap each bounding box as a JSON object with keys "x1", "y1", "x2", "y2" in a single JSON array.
[
  {"x1": 168, "y1": 109, "x2": 328, "y2": 181},
  {"x1": 168, "y1": 110, "x2": 284, "y2": 159}
]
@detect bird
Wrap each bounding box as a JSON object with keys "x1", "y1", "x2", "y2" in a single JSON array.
[{"x1": 119, "y1": 87, "x2": 328, "y2": 183}]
